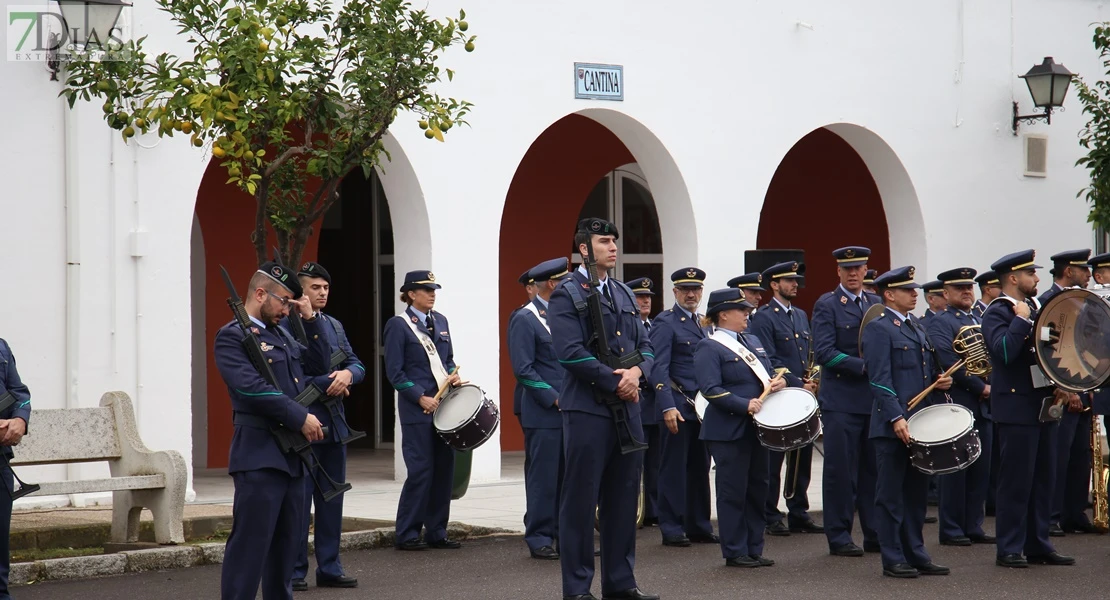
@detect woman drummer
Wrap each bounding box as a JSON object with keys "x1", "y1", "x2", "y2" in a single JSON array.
[
  {"x1": 383, "y1": 270, "x2": 464, "y2": 551},
  {"x1": 695, "y1": 288, "x2": 786, "y2": 568}
]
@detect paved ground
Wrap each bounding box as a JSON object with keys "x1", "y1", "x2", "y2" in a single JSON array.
[{"x1": 18, "y1": 517, "x2": 1110, "y2": 600}]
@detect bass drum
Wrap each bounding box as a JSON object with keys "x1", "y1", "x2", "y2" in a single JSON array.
[
  {"x1": 1033, "y1": 288, "x2": 1110, "y2": 392},
  {"x1": 595, "y1": 481, "x2": 645, "y2": 531}
]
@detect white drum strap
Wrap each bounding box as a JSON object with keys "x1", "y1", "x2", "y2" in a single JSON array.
[
  {"x1": 710, "y1": 330, "x2": 772, "y2": 388},
  {"x1": 523, "y1": 302, "x2": 551, "y2": 334},
  {"x1": 401, "y1": 314, "x2": 449, "y2": 389}
]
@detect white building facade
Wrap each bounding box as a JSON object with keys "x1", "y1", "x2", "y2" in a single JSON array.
[{"x1": 1, "y1": 0, "x2": 1106, "y2": 503}]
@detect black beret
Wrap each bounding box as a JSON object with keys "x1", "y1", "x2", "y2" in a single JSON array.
[
  {"x1": 576, "y1": 217, "x2": 619, "y2": 240},
  {"x1": 258, "y1": 261, "x2": 303, "y2": 299},
  {"x1": 298, "y1": 261, "x2": 332, "y2": 285}
]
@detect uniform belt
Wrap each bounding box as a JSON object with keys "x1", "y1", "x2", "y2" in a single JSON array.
[{"x1": 232, "y1": 412, "x2": 273, "y2": 429}]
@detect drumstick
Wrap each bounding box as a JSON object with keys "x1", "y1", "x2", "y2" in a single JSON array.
[
  {"x1": 425, "y1": 366, "x2": 461, "y2": 414},
  {"x1": 907, "y1": 360, "x2": 963, "y2": 411},
  {"x1": 750, "y1": 374, "x2": 784, "y2": 413}
]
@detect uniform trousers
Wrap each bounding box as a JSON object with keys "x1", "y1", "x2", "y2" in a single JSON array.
[
  {"x1": 523, "y1": 427, "x2": 564, "y2": 551},
  {"x1": 221, "y1": 468, "x2": 305, "y2": 600},
  {"x1": 766, "y1": 444, "x2": 814, "y2": 526},
  {"x1": 706, "y1": 434, "x2": 769, "y2": 559},
  {"x1": 995, "y1": 422, "x2": 1058, "y2": 558},
  {"x1": 293, "y1": 442, "x2": 347, "y2": 581},
  {"x1": 396, "y1": 423, "x2": 455, "y2": 544},
  {"x1": 873, "y1": 438, "x2": 930, "y2": 568},
  {"x1": 820, "y1": 410, "x2": 879, "y2": 548},
  {"x1": 938, "y1": 413, "x2": 992, "y2": 540},
  {"x1": 657, "y1": 418, "x2": 713, "y2": 539},
  {"x1": 1051, "y1": 410, "x2": 1093, "y2": 528},
  {"x1": 641, "y1": 424, "x2": 661, "y2": 523}
]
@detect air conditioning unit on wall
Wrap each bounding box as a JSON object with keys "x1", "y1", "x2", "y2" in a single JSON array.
[{"x1": 1023, "y1": 134, "x2": 1048, "y2": 178}]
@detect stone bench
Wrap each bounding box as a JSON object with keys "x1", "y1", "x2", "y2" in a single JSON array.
[{"x1": 10, "y1": 391, "x2": 187, "y2": 544}]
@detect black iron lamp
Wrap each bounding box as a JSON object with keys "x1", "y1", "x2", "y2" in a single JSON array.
[
  {"x1": 47, "y1": 0, "x2": 130, "y2": 80},
  {"x1": 1012, "y1": 57, "x2": 1075, "y2": 135}
]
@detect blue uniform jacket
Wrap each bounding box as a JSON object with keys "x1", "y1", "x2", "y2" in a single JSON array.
[
  {"x1": 548, "y1": 271, "x2": 654, "y2": 418},
  {"x1": 383, "y1": 307, "x2": 456, "y2": 426},
  {"x1": 508, "y1": 303, "x2": 528, "y2": 417},
  {"x1": 640, "y1": 323, "x2": 658, "y2": 425},
  {"x1": 811, "y1": 287, "x2": 876, "y2": 414},
  {"x1": 648, "y1": 304, "x2": 706, "y2": 421},
  {"x1": 860, "y1": 311, "x2": 937, "y2": 439},
  {"x1": 213, "y1": 317, "x2": 330, "y2": 475},
  {"x1": 971, "y1": 301, "x2": 988, "y2": 320},
  {"x1": 693, "y1": 332, "x2": 774, "y2": 442},
  {"x1": 982, "y1": 297, "x2": 1046, "y2": 425},
  {"x1": 281, "y1": 313, "x2": 366, "y2": 443},
  {"x1": 748, "y1": 301, "x2": 811, "y2": 388},
  {"x1": 508, "y1": 298, "x2": 565, "y2": 429},
  {"x1": 0, "y1": 339, "x2": 32, "y2": 458},
  {"x1": 925, "y1": 307, "x2": 990, "y2": 420}
]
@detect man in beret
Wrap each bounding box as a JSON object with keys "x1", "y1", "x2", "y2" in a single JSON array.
[
  {"x1": 288, "y1": 261, "x2": 364, "y2": 590},
  {"x1": 650, "y1": 267, "x2": 717, "y2": 549},
  {"x1": 550, "y1": 218, "x2": 658, "y2": 600},
  {"x1": 383, "y1": 270, "x2": 463, "y2": 552},
  {"x1": 626, "y1": 276, "x2": 661, "y2": 527},
  {"x1": 214, "y1": 262, "x2": 330, "y2": 599},
  {"x1": 510, "y1": 258, "x2": 570, "y2": 560},
  {"x1": 1039, "y1": 250, "x2": 1096, "y2": 536},
  {"x1": 983, "y1": 250, "x2": 1073, "y2": 568}
]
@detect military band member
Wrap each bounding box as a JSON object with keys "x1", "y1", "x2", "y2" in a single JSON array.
[
  {"x1": 862, "y1": 270, "x2": 878, "y2": 295},
  {"x1": 627, "y1": 276, "x2": 661, "y2": 527},
  {"x1": 289, "y1": 262, "x2": 363, "y2": 590},
  {"x1": 214, "y1": 263, "x2": 329, "y2": 600},
  {"x1": 510, "y1": 259, "x2": 571, "y2": 560},
  {"x1": 811, "y1": 246, "x2": 880, "y2": 557},
  {"x1": 972, "y1": 270, "x2": 1001, "y2": 320},
  {"x1": 925, "y1": 268, "x2": 995, "y2": 547},
  {"x1": 383, "y1": 270, "x2": 463, "y2": 551},
  {"x1": 747, "y1": 261, "x2": 823, "y2": 536},
  {"x1": 861, "y1": 267, "x2": 952, "y2": 578},
  {"x1": 983, "y1": 250, "x2": 1074, "y2": 568},
  {"x1": 1041, "y1": 249, "x2": 1096, "y2": 536},
  {"x1": 727, "y1": 273, "x2": 766, "y2": 315},
  {"x1": 694, "y1": 288, "x2": 784, "y2": 568},
  {"x1": 649, "y1": 268, "x2": 717, "y2": 547},
  {"x1": 921, "y1": 281, "x2": 946, "y2": 323},
  {"x1": 1088, "y1": 253, "x2": 1110, "y2": 483},
  {"x1": 550, "y1": 218, "x2": 657, "y2": 600},
  {"x1": 513, "y1": 269, "x2": 539, "y2": 420},
  {"x1": 0, "y1": 337, "x2": 30, "y2": 600}
]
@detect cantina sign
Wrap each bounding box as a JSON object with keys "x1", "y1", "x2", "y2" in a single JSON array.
[{"x1": 574, "y1": 63, "x2": 623, "y2": 101}]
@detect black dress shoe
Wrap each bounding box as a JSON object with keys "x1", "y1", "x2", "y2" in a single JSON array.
[
  {"x1": 863, "y1": 541, "x2": 881, "y2": 553},
  {"x1": 765, "y1": 520, "x2": 791, "y2": 536},
  {"x1": 996, "y1": 553, "x2": 1028, "y2": 568},
  {"x1": 1048, "y1": 523, "x2": 1065, "y2": 537},
  {"x1": 882, "y1": 563, "x2": 919, "y2": 578},
  {"x1": 830, "y1": 542, "x2": 864, "y2": 557},
  {"x1": 912, "y1": 562, "x2": 950, "y2": 575},
  {"x1": 725, "y1": 555, "x2": 761, "y2": 568},
  {"x1": 530, "y1": 545, "x2": 559, "y2": 560},
  {"x1": 642, "y1": 517, "x2": 659, "y2": 527},
  {"x1": 662, "y1": 534, "x2": 691, "y2": 547},
  {"x1": 318, "y1": 575, "x2": 358, "y2": 588},
  {"x1": 924, "y1": 515, "x2": 938, "y2": 524},
  {"x1": 428, "y1": 538, "x2": 462, "y2": 549},
  {"x1": 564, "y1": 595, "x2": 598, "y2": 600},
  {"x1": 968, "y1": 534, "x2": 996, "y2": 544},
  {"x1": 940, "y1": 536, "x2": 972, "y2": 547},
  {"x1": 602, "y1": 588, "x2": 660, "y2": 600},
  {"x1": 292, "y1": 578, "x2": 308, "y2": 592},
  {"x1": 1026, "y1": 552, "x2": 1076, "y2": 565},
  {"x1": 750, "y1": 554, "x2": 775, "y2": 566},
  {"x1": 396, "y1": 538, "x2": 428, "y2": 551},
  {"x1": 1062, "y1": 521, "x2": 1098, "y2": 534},
  {"x1": 688, "y1": 532, "x2": 720, "y2": 544},
  {"x1": 789, "y1": 520, "x2": 824, "y2": 534}
]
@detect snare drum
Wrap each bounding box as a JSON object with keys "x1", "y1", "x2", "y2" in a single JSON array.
[
  {"x1": 752, "y1": 388, "x2": 821, "y2": 452},
  {"x1": 906, "y1": 404, "x2": 981, "y2": 475},
  {"x1": 433, "y1": 384, "x2": 500, "y2": 451}
]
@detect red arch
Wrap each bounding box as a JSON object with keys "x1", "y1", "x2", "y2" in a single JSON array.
[
  {"x1": 757, "y1": 128, "x2": 891, "y2": 313},
  {"x1": 498, "y1": 115, "x2": 634, "y2": 451}
]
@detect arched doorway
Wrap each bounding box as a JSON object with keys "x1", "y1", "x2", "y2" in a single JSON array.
[
  {"x1": 498, "y1": 111, "x2": 694, "y2": 451},
  {"x1": 756, "y1": 125, "x2": 923, "y2": 312}
]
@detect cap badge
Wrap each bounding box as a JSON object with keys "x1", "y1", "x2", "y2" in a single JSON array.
[
  {"x1": 961, "y1": 269, "x2": 970, "y2": 278},
  {"x1": 427, "y1": 272, "x2": 436, "y2": 282},
  {"x1": 756, "y1": 274, "x2": 763, "y2": 282},
  {"x1": 845, "y1": 249, "x2": 856, "y2": 259},
  {"x1": 792, "y1": 262, "x2": 798, "y2": 270},
  {"x1": 271, "y1": 266, "x2": 282, "y2": 277},
  {"x1": 302, "y1": 262, "x2": 312, "y2": 271},
  {"x1": 644, "y1": 280, "x2": 652, "y2": 288},
  {"x1": 908, "y1": 267, "x2": 916, "y2": 278},
  {"x1": 686, "y1": 269, "x2": 697, "y2": 278},
  {"x1": 590, "y1": 220, "x2": 601, "y2": 232}
]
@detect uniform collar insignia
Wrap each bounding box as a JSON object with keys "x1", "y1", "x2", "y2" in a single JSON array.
[
  {"x1": 411, "y1": 316, "x2": 418, "y2": 323},
  {"x1": 893, "y1": 319, "x2": 901, "y2": 326},
  {"x1": 250, "y1": 327, "x2": 260, "y2": 335},
  {"x1": 539, "y1": 309, "x2": 546, "y2": 316},
  {"x1": 840, "y1": 296, "x2": 847, "y2": 304}
]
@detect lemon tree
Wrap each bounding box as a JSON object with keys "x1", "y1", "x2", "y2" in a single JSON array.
[
  {"x1": 61, "y1": 0, "x2": 475, "y2": 265},
  {"x1": 1077, "y1": 24, "x2": 1110, "y2": 231}
]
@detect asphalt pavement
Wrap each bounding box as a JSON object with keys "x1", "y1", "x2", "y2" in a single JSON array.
[{"x1": 17, "y1": 518, "x2": 1110, "y2": 599}]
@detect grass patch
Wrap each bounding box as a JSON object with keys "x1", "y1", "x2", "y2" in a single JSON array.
[
  {"x1": 187, "y1": 528, "x2": 231, "y2": 544},
  {"x1": 13, "y1": 546, "x2": 104, "y2": 562}
]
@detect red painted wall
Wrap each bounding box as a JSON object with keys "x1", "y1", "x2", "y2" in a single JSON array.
[
  {"x1": 499, "y1": 115, "x2": 634, "y2": 451},
  {"x1": 195, "y1": 159, "x2": 322, "y2": 468},
  {"x1": 757, "y1": 128, "x2": 890, "y2": 314}
]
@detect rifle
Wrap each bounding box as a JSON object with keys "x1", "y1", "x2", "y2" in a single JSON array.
[
  {"x1": 219, "y1": 266, "x2": 351, "y2": 502},
  {"x1": 581, "y1": 239, "x2": 648, "y2": 454},
  {"x1": 0, "y1": 391, "x2": 40, "y2": 500}
]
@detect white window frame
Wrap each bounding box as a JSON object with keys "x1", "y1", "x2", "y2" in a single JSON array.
[{"x1": 571, "y1": 164, "x2": 662, "y2": 281}]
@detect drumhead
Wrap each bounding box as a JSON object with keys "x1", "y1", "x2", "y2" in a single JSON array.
[
  {"x1": 1034, "y1": 288, "x2": 1110, "y2": 392},
  {"x1": 907, "y1": 404, "x2": 973, "y2": 443},
  {"x1": 433, "y1": 385, "x2": 483, "y2": 430},
  {"x1": 753, "y1": 388, "x2": 818, "y2": 428}
]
